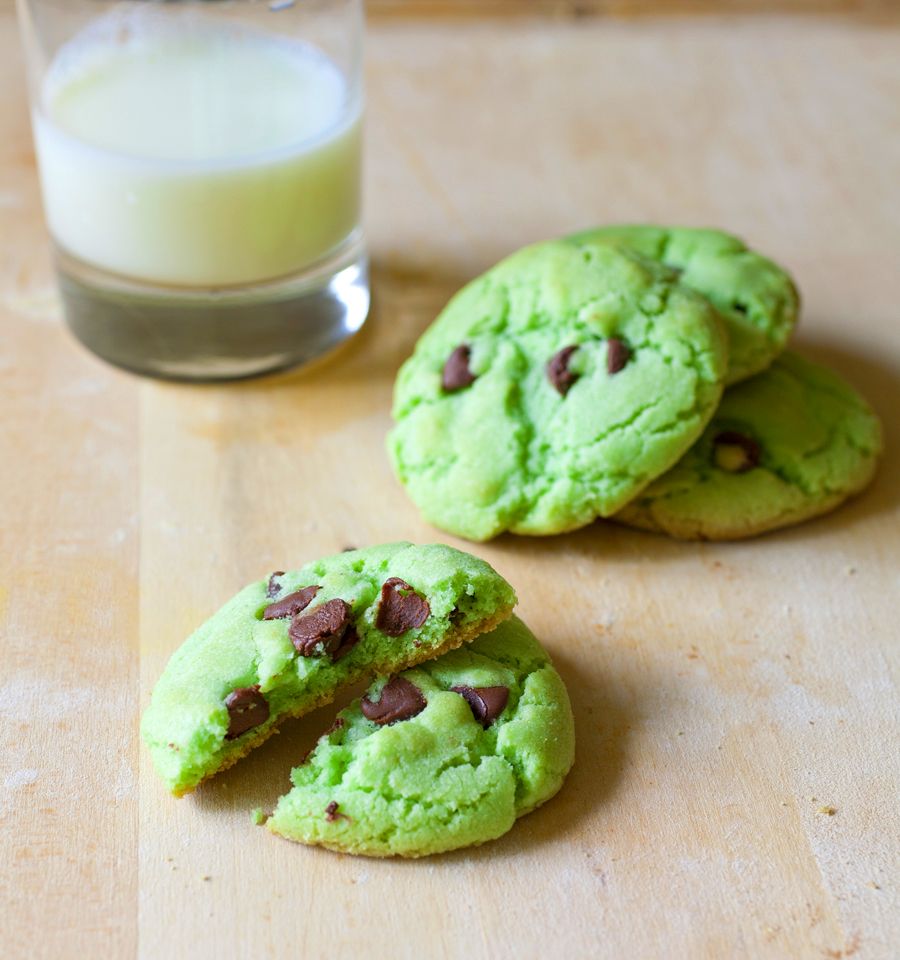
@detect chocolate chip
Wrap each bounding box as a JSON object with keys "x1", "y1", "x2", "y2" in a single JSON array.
[
  {"x1": 289, "y1": 598, "x2": 352, "y2": 657},
  {"x1": 324, "y1": 801, "x2": 350, "y2": 822},
  {"x1": 713, "y1": 430, "x2": 761, "y2": 473},
  {"x1": 266, "y1": 571, "x2": 285, "y2": 599},
  {"x1": 332, "y1": 625, "x2": 360, "y2": 662},
  {"x1": 451, "y1": 685, "x2": 509, "y2": 728},
  {"x1": 375, "y1": 578, "x2": 431, "y2": 636},
  {"x1": 606, "y1": 338, "x2": 630, "y2": 374},
  {"x1": 361, "y1": 677, "x2": 426, "y2": 725},
  {"x1": 442, "y1": 345, "x2": 476, "y2": 392},
  {"x1": 262, "y1": 585, "x2": 320, "y2": 621},
  {"x1": 547, "y1": 345, "x2": 579, "y2": 395},
  {"x1": 224, "y1": 685, "x2": 270, "y2": 740},
  {"x1": 375, "y1": 577, "x2": 431, "y2": 637},
  {"x1": 325, "y1": 716, "x2": 345, "y2": 736}
]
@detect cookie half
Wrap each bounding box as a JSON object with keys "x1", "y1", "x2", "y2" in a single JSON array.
[
  {"x1": 141, "y1": 542, "x2": 517, "y2": 795},
  {"x1": 388, "y1": 239, "x2": 728, "y2": 540},
  {"x1": 574, "y1": 225, "x2": 800, "y2": 384},
  {"x1": 267, "y1": 616, "x2": 575, "y2": 858},
  {"x1": 615, "y1": 352, "x2": 882, "y2": 540}
]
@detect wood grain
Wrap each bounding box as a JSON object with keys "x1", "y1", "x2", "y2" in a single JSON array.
[{"x1": 1, "y1": 5, "x2": 899, "y2": 959}]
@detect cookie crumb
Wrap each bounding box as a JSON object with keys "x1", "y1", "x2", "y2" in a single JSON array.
[
  {"x1": 201, "y1": 875, "x2": 211, "y2": 882},
  {"x1": 817, "y1": 805, "x2": 837, "y2": 816},
  {"x1": 251, "y1": 807, "x2": 268, "y2": 826},
  {"x1": 866, "y1": 881, "x2": 880, "y2": 890}
]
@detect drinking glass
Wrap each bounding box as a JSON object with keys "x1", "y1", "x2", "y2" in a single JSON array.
[{"x1": 17, "y1": 0, "x2": 368, "y2": 380}]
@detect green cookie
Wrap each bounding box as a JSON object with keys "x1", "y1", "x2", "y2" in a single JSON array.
[
  {"x1": 141, "y1": 542, "x2": 517, "y2": 795},
  {"x1": 615, "y1": 352, "x2": 882, "y2": 540},
  {"x1": 388, "y1": 239, "x2": 728, "y2": 541},
  {"x1": 267, "y1": 616, "x2": 575, "y2": 858},
  {"x1": 574, "y1": 225, "x2": 800, "y2": 384}
]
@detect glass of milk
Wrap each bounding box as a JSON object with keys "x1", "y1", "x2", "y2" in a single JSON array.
[{"x1": 17, "y1": 0, "x2": 367, "y2": 380}]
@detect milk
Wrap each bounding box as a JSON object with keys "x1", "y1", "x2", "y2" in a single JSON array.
[{"x1": 33, "y1": 16, "x2": 362, "y2": 288}]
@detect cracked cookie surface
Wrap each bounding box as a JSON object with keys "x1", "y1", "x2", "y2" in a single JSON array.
[
  {"x1": 575, "y1": 225, "x2": 800, "y2": 384},
  {"x1": 615, "y1": 352, "x2": 882, "y2": 540},
  {"x1": 141, "y1": 542, "x2": 517, "y2": 796},
  {"x1": 267, "y1": 616, "x2": 575, "y2": 858},
  {"x1": 388, "y1": 238, "x2": 728, "y2": 541}
]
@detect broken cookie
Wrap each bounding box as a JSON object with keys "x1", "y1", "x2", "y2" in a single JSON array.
[
  {"x1": 141, "y1": 542, "x2": 517, "y2": 796},
  {"x1": 267, "y1": 616, "x2": 575, "y2": 858}
]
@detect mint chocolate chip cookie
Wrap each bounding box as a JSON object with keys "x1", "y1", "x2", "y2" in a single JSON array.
[
  {"x1": 574, "y1": 225, "x2": 800, "y2": 385},
  {"x1": 141, "y1": 543, "x2": 517, "y2": 796},
  {"x1": 267, "y1": 616, "x2": 575, "y2": 858},
  {"x1": 615, "y1": 352, "x2": 882, "y2": 540},
  {"x1": 388, "y1": 238, "x2": 728, "y2": 541}
]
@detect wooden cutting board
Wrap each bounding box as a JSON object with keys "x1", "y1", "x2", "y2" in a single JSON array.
[{"x1": 1, "y1": 4, "x2": 898, "y2": 958}]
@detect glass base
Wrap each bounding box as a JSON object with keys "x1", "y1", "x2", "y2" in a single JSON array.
[{"x1": 55, "y1": 237, "x2": 370, "y2": 382}]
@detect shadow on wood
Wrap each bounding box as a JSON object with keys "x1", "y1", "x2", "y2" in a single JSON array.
[{"x1": 184, "y1": 643, "x2": 640, "y2": 862}]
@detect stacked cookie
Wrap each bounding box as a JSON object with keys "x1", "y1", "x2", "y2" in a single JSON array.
[
  {"x1": 142, "y1": 542, "x2": 575, "y2": 857},
  {"x1": 388, "y1": 226, "x2": 882, "y2": 541}
]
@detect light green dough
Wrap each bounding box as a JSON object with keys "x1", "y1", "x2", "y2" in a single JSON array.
[
  {"x1": 574, "y1": 225, "x2": 800, "y2": 384},
  {"x1": 615, "y1": 351, "x2": 882, "y2": 540},
  {"x1": 141, "y1": 542, "x2": 516, "y2": 795},
  {"x1": 267, "y1": 616, "x2": 575, "y2": 858},
  {"x1": 388, "y1": 238, "x2": 729, "y2": 541}
]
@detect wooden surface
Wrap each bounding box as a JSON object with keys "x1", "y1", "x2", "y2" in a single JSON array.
[
  {"x1": 2, "y1": 5, "x2": 899, "y2": 959},
  {"x1": 368, "y1": 1, "x2": 897, "y2": 18}
]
